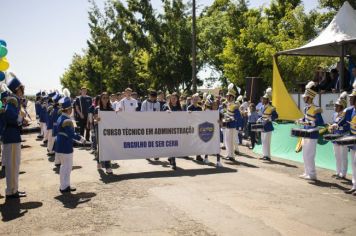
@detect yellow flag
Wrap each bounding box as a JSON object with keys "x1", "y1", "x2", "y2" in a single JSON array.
[{"x1": 272, "y1": 57, "x2": 303, "y2": 120}]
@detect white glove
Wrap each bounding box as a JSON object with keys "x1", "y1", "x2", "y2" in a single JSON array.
[{"x1": 80, "y1": 137, "x2": 86, "y2": 144}]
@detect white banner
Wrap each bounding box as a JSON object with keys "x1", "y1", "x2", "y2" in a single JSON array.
[{"x1": 98, "y1": 111, "x2": 220, "y2": 161}]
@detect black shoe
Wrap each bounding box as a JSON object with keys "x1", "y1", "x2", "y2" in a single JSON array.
[
  {"x1": 172, "y1": 163, "x2": 177, "y2": 170},
  {"x1": 6, "y1": 191, "x2": 27, "y2": 199},
  {"x1": 263, "y1": 156, "x2": 271, "y2": 161},
  {"x1": 47, "y1": 152, "x2": 55, "y2": 156},
  {"x1": 168, "y1": 157, "x2": 172, "y2": 165},
  {"x1": 154, "y1": 158, "x2": 160, "y2": 161},
  {"x1": 60, "y1": 186, "x2": 76, "y2": 193},
  {"x1": 234, "y1": 150, "x2": 239, "y2": 155},
  {"x1": 43, "y1": 140, "x2": 48, "y2": 144},
  {"x1": 228, "y1": 156, "x2": 235, "y2": 161},
  {"x1": 345, "y1": 188, "x2": 356, "y2": 194},
  {"x1": 221, "y1": 146, "x2": 226, "y2": 150},
  {"x1": 55, "y1": 164, "x2": 61, "y2": 168},
  {"x1": 196, "y1": 155, "x2": 203, "y2": 162},
  {"x1": 37, "y1": 135, "x2": 43, "y2": 139}
]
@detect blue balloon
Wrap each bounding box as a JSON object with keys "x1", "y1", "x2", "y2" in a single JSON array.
[
  {"x1": 0, "y1": 40, "x2": 6, "y2": 47},
  {"x1": 0, "y1": 71, "x2": 5, "y2": 81}
]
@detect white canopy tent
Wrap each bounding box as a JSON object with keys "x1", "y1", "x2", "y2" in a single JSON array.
[
  {"x1": 277, "y1": 1, "x2": 356, "y2": 57},
  {"x1": 276, "y1": 1, "x2": 356, "y2": 89}
]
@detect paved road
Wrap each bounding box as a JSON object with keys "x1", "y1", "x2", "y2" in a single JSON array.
[{"x1": 1, "y1": 132, "x2": 356, "y2": 235}]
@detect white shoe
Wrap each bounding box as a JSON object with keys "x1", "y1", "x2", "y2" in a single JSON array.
[
  {"x1": 203, "y1": 158, "x2": 209, "y2": 164},
  {"x1": 304, "y1": 175, "x2": 317, "y2": 181},
  {"x1": 216, "y1": 162, "x2": 223, "y2": 167},
  {"x1": 299, "y1": 173, "x2": 307, "y2": 178}
]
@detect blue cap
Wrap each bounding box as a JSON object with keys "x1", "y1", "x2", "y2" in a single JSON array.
[
  {"x1": 48, "y1": 91, "x2": 56, "y2": 98},
  {"x1": 53, "y1": 93, "x2": 62, "y2": 103},
  {"x1": 59, "y1": 97, "x2": 72, "y2": 109},
  {"x1": 0, "y1": 91, "x2": 9, "y2": 100},
  {"x1": 7, "y1": 77, "x2": 23, "y2": 93}
]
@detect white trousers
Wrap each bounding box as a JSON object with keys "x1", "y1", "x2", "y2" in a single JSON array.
[
  {"x1": 58, "y1": 153, "x2": 73, "y2": 190},
  {"x1": 0, "y1": 144, "x2": 4, "y2": 166},
  {"x1": 261, "y1": 131, "x2": 272, "y2": 157},
  {"x1": 3, "y1": 143, "x2": 21, "y2": 195},
  {"x1": 41, "y1": 122, "x2": 48, "y2": 141},
  {"x1": 302, "y1": 138, "x2": 317, "y2": 178},
  {"x1": 333, "y1": 143, "x2": 348, "y2": 177},
  {"x1": 54, "y1": 152, "x2": 61, "y2": 165},
  {"x1": 47, "y1": 130, "x2": 54, "y2": 152},
  {"x1": 224, "y1": 128, "x2": 237, "y2": 157},
  {"x1": 350, "y1": 149, "x2": 356, "y2": 189}
]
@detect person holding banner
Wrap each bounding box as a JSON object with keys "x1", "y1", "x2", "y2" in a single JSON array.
[
  {"x1": 163, "y1": 92, "x2": 182, "y2": 170},
  {"x1": 94, "y1": 92, "x2": 113, "y2": 174},
  {"x1": 141, "y1": 90, "x2": 160, "y2": 112},
  {"x1": 203, "y1": 94, "x2": 223, "y2": 167},
  {"x1": 187, "y1": 93, "x2": 204, "y2": 162},
  {"x1": 328, "y1": 92, "x2": 349, "y2": 179},
  {"x1": 258, "y1": 87, "x2": 278, "y2": 161},
  {"x1": 55, "y1": 92, "x2": 86, "y2": 193},
  {"x1": 296, "y1": 81, "x2": 324, "y2": 181}
]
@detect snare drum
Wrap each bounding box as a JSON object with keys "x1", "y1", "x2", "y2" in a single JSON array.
[
  {"x1": 334, "y1": 136, "x2": 356, "y2": 146},
  {"x1": 323, "y1": 134, "x2": 343, "y2": 141},
  {"x1": 251, "y1": 123, "x2": 264, "y2": 132},
  {"x1": 291, "y1": 128, "x2": 318, "y2": 138}
]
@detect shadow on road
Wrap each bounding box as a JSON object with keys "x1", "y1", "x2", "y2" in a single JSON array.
[
  {"x1": 54, "y1": 192, "x2": 96, "y2": 209},
  {"x1": 97, "y1": 167, "x2": 237, "y2": 184},
  {"x1": 262, "y1": 159, "x2": 298, "y2": 168},
  {"x1": 0, "y1": 198, "x2": 43, "y2": 222},
  {"x1": 309, "y1": 179, "x2": 350, "y2": 191},
  {"x1": 223, "y1": 159, "x2": 259, "y2": 168}
]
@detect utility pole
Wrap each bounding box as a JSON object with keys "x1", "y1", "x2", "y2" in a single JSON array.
[{"x1": 192, "y1": 0, "x2": 197, "y2": 93}]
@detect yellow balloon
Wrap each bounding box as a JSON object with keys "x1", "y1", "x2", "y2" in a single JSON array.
[{"x1": 0, "y1": 57, "x2": 9, "y2": 71}]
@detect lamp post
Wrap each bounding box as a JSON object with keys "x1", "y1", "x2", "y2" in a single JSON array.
[{"x1": 192, "y1": 0, "x2": 197, "y2": 93}]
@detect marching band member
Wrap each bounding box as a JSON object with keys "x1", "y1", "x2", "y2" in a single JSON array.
[
  {"x1": 222, "y1": 83, "x2": 242, "y2": 161},
  {"x1": 258, "y1": 87, "x2": 278, "y2": 161},
  {"x1": 343, "y1": 82, "x2": 356, "y2": 194},
  {"x1": 35, "y1": 91, "x2": 42, "y2": 138},
  {"x1": 3, "y1": 75, "x2": 28, "y2": 198},
  {"x1": 40, "y1": 92, "x2": 49, "y2": 144},
  {"x1": 203, "y1": 94, "x2": 223, "y2": 167},
  {"x1": 55, "y1": 90, "x2": 86, "y2": 193},
  {"x1": 52, "y1": 92, "x2": 63, "y2": 166},
  {"x1": 296, "y1": 81, "x2": 324, "y2": 180},
  {"x1": 329, "y1": 92, "x2": 349, "y2": 179},
  {"x1": 0, "y1": 90, "x2": 8, "y2": 171},
  {"x1": 46, "y1": 92, "x2": 56, "y2": 156}
]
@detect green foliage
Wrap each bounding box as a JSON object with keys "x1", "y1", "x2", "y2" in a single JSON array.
[{"x1": 60, "y1": 0, "x2": 347, "y2": 95}]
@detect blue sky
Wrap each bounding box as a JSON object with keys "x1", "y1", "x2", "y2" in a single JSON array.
[{"x1": 0, "y1": 0, "x2": 319, "y2": 95}]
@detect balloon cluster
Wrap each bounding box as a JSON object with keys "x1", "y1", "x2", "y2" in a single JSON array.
[{"x1": 0, "y1": 39, "x2": 9, "y2": 82}]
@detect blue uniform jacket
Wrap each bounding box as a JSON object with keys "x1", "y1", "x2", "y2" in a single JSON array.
[
  {"x1": 46, "y1": 104, "x2": 54, "y2": 130},
  {"x1": 52, "y1": 106, "x2": 60, "y2": 137},
  {"x1": 54, "y1": 113, "x2": 81, "y2": 154},
  {"x1": 301, "y1": 104, "x2": 324, "y2": 139},
  {"x1": 261, "y1": 104, "x2": 278, "y2": 132},
  {"x1": 220, "y1": 102, "x2": 243, "y2": 129},
  {"x1": 35, "y1": 101, "x2": 41, "y2": 120},
  {"x1": 3, "y1": 95, "x2": 22, "y2": 144},
  {"x1": 39, "y1": 103, "x2": 47, "y2": 123}
]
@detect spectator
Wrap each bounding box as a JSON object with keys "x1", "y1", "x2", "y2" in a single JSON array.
[
  {"x1": 74, "y1": 87, "x2": 92, "y2": 141},
  {"x1": 247, "y1": 103, "x2": 259, "y2": 149},
  {"x1": 350, "y1": 67, "x2": 356, "y2": 88}
]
